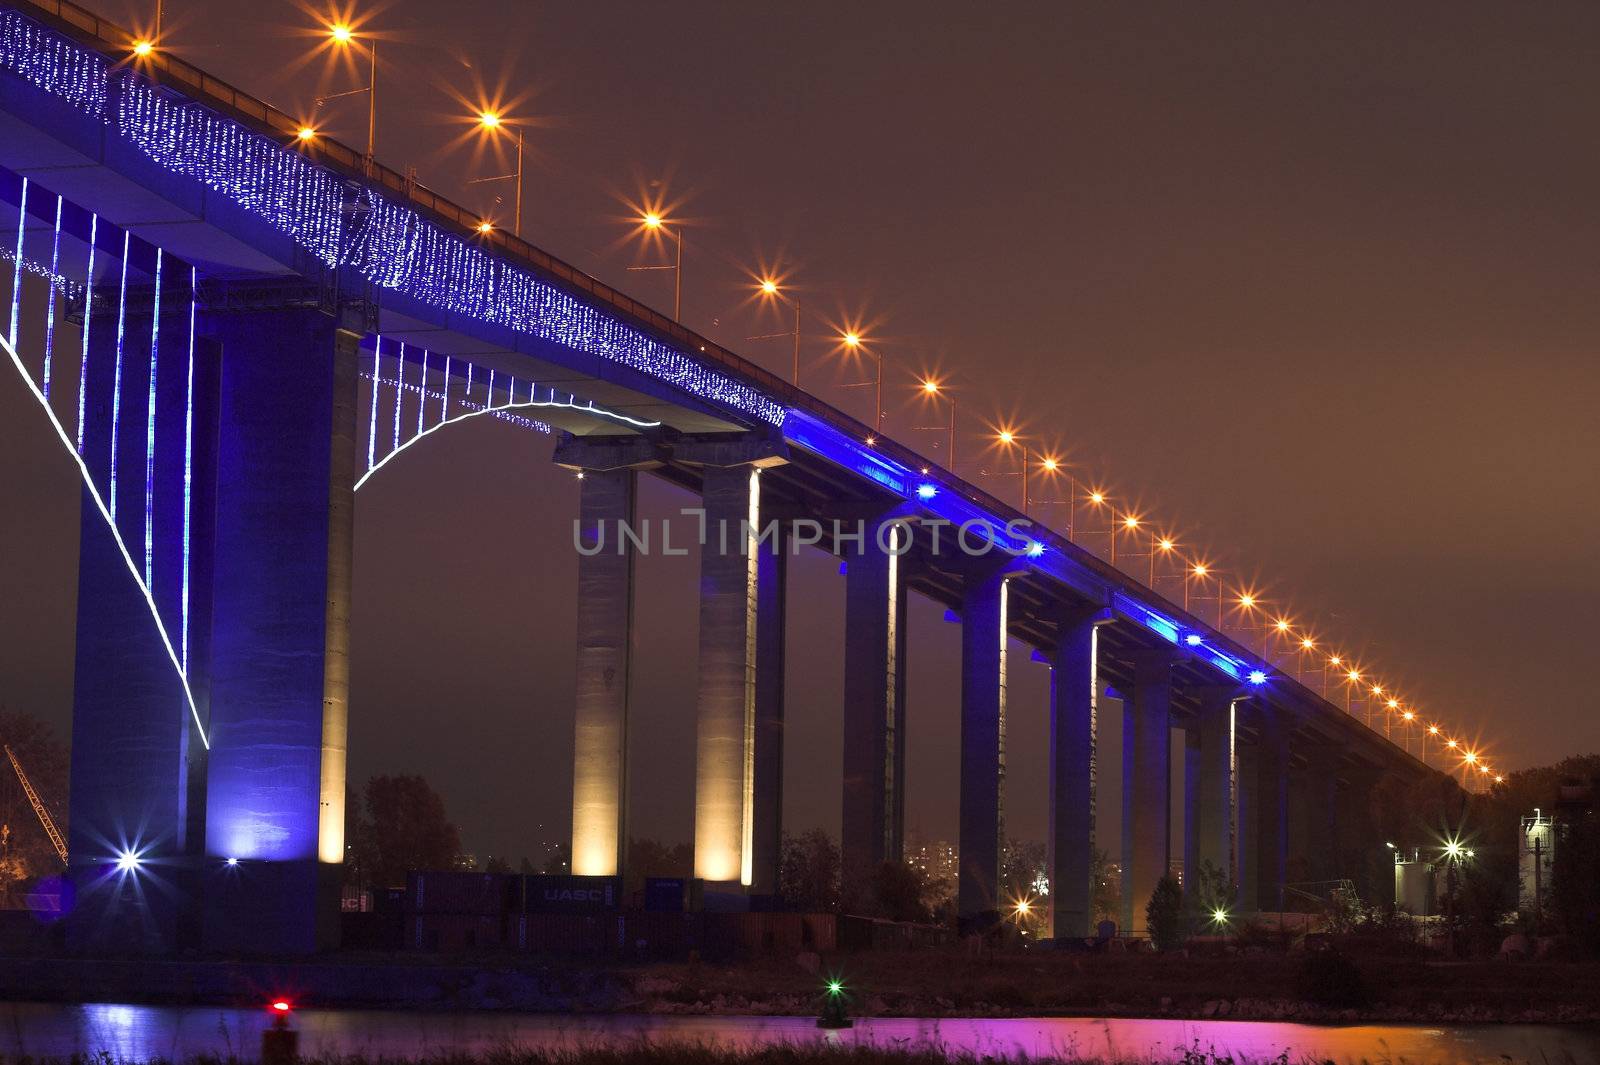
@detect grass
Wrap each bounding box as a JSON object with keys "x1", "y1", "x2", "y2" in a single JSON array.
[{"x1": 0, "y1": 1049, "x2": 1562, "y2": 1065}]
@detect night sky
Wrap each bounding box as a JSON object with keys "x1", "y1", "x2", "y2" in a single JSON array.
[{"x1": 3, "y1": 1, "x2": 1598, "y2": 862}]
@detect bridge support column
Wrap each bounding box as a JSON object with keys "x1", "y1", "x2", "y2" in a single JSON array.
[
  {"x1": 1120, "y1": 649, "x2": 1174, "y2": 934},
  {"x1": 1181, "y1": 727, "x2": 1201, "y2": 921},
  {"x1": 684, "y1": 441, "x2": 787, "y2": 895},
  {"x1": 1253, "y1": 709, "x2": 1291, "y2": 915},
  {"x1": 1340, "y1": 766, "x2": 1386, "y2": 905},
  {"x1": 1234, "y1": 713, "x2": 1259, "y2": 912},
  {"x1": 1297, "y1": 749, "x2": 1340, "y2": 884},
  {"x1": 554, "y1": 436, "x2": 669, "y2": 882},
  {"x1": 958, "y1": 566, "x2": 1008, "y2": 931},
  {"x1": 1191, "y1": 690, "x2": 1237, "y2": 917},
  {"x1": 841, "y1": 515, "x2": 910, "y2": 905},
  {"x1": 1046, "y1": 608, "x2": 1100, "y2": 939},
  {"x1": 200, "y1": 306, "x2": 360, "y2": 954},
  {"x1": 67, "y1": 291, "x2": 218, "y2": 954}
]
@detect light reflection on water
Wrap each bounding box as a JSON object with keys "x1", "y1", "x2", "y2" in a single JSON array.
[{"x1": 0, "y1": 1003, "x2": 1594, "y2": 1064}]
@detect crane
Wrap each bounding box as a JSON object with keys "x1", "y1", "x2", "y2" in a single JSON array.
[{"x1": 3, "y1": 744, "x2": 67, "y2": 866}]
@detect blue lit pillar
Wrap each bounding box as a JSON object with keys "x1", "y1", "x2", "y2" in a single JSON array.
[
  {"x1": 958, "y1": 565, "x2": 1008, "y2": 930},
  {"x1": 1120, "y1": 649, "x2": 1174, "y2": 934},
  {"x1": 684, "y1": 441, "x2": 788, "y2": 895},
  {"x1": 841, "y1": 514, "x2": 910, "y2": 903},
  {"x1": 66, "y1": 265, "x2": 217, "y2": 954},
  {"x1": 200, "y1": 305, "x2": 359, "y2": 954},
  {"x1": 1046, "y1": 606, "x2": 1100, "y2": 939},
  {"x1": 1253, "y1": 708, "x2": 1291, "y2": 914}
]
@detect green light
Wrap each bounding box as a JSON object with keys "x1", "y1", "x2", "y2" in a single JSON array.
[{"x1": 827, "y1": 981, "x2": 843, "y2": 995}]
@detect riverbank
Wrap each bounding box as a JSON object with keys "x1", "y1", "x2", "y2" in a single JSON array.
[{"x1": 2, "y1": 951, "x2": 1598, "y2": 1025}]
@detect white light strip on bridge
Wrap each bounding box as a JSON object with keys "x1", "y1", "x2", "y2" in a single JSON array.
[
  {"x1": 353, "y1": 373, "x2": 661, "y2": 492},
  {"x1": 1, "y1": 328, "x2": 209, "y2": 749}
]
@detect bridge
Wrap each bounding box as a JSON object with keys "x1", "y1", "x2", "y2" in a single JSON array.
[{"x1": 1, "y1": 0, "x2": 1460, "y2": 954}]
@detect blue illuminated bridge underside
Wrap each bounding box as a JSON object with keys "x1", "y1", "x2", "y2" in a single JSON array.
[{"x1": 0, "y1": 0, "x2": 1431, "y2": 774}]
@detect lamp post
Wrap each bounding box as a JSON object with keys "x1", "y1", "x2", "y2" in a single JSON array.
[
  {"x1": 468, "y1": 110, "x2": 525, "y2": 237},
  {"x1": 836, "y1": 332, "x2": 882, "y2": 433},
  {"x1": 913, "y1": 378, "x2": 957, "y2": 467},
  {"x1": 320, "y1": 23, "x2": 378, "y2": 168},
  {"x1": 751, "y1": 278, "x2": 802, "y2": 384},
  {"x1": 628, "y1": 212, "x2": 683, "y2": 321}
]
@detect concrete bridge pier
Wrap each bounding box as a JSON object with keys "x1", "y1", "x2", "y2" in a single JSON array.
[
  {"x1": 1233, "y1": 713, "x2": 1259, "y2": 912},
  {"x1": 957, "y1": 566, "x2": 1009, "y2": 932},
  {"x1": 1120, "y1": 649, "x2": 1175, "y2": 933},
  {"x1": 66, "y1": 291, "x2": 218, "y2": 954},
  {"x1": 1340, "y1": 766, "x2": 1386, "y2": 904},
  {"x1": 1186, "y1": 687, "x2": 1237, "y2": 919},
  {"x1": 199, "y1": 304, "x2": 360, "y2": 954},
  {"x1": 1252, "y1": 708, "x2": 1292, "y2": 914},
  {"x1": 1045, "y1": 608, "x2": 1101, "y2": 939},
  {"x1": 840, "y1": 513, "x2": 911, "y2": 905},
  {"x1": 554, "y1": 436, "x2": 666, "y2": 880},
  {"x1": 1297, "y1": 747, "x2": 1341, "y2": 884},
  {"x1": 682, "y1": 440, "x2": 788, "y2": 896}
]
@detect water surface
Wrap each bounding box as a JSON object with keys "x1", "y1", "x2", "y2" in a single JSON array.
[{"x1": 0, "y1": 1002, "x2": 1594, "y2": 1064}]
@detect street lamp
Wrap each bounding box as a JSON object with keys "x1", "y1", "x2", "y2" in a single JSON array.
[
  {"x1": 835, "y1": 331, "x2": 884, "y2": 432},
  {"x1": 749, "y1": 277, "x2": 802, "y2": 384},
  {"x1": 914, "y1": 378, "x2": 957, "y2": 466},
  {"x1": 627, "y1": 212, "x2": 684, "y2": 321},
  {"x1": 318, "y1": 21, "x2": 378, "y2": 168},
  {"x1": 467, "y1": 109, "x2": 525, "y2": 237}
]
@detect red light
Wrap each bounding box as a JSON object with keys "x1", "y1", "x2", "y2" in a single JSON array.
[{"x1": 271, "y1": 1000, "x2": 291, "y2": 1013}]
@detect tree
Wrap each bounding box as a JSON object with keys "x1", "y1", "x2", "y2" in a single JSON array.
[
  {"x1": 779, "y1": 829, "x2": 840, "y2": 912},
  {"x1": 625, "y1": 837, "x2": 692, "y2": 895},
  {"x1": 1090, "y1": 849, "x2": 1119, "y2": 925},
  {"x1": 1188, "y1": 858, "x2": 1236, "y2": 928},
  {"x1": 871, "y1": 860, "x2": 930, "y2": 923},
  {"x1": 357, "y1": 774, "x2": 462, "y2": 889},
  {"x1": 1146, "y1": 874, "x2": 1185, "y2": 950},
  {"x1": 1001, "y1": 837, "x2": 1047, "y2": 904}
]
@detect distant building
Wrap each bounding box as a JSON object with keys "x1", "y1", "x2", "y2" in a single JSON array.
[{"x1": 1519, "y1": 810, "x2": 1556, "y2": 920}]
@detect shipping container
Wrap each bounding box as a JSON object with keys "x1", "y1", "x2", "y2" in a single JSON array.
[
  {"x1": 405, "y1": 912, "x2": 504, "y2": 952},
  {"x1": 620, "y1": 911, "x2": 704, "y2": 958},
  {"x1": 521, "y1": 874, "x2": 620, "y2": 913},
  {"x1": 510, "y1": 912, "x2": 615, "y2": 954},
  {"x1": 406, "y1": 871, "x2": 516, "y2": 915},
  {"x1": 643, "y1": 877, "x2": 687, "y2": 912}
]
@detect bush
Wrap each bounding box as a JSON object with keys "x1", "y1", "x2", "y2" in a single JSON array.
[
  {"x1": 1146, "y1": 874, "x2": 1185, "y2": 951},
  {"x1": 1293, "y1": 950, "x2": 1370, "y2": 1007}
]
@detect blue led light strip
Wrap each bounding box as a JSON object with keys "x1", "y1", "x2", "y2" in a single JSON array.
[
  {"x1": 2, "y1": 327, "x2": 207, "y2": 747},
  {"x1": 181, "y1": 266, "x2": 195, "y2": 670},
  {"x1": 143, "y1": 248, "x2": 162, "y2": 585},
  {"x1": 7, "y1": 175, "x2": 25, "y2": 348},
  {"x1": 355, "y1": 378, "x2": 658, "y2": 491},
  {"x1": 366, "y1": 335, "x2": 382, "y2": 471},
  {"x1": 415, "y1": 349, "x2": 428, "y2": 439},
  {"x1": 108, "y1": 230, "x2": 129, "y2": 523},
  {"x1": 41, "y1": 194, "x2": 61, "y2": 399},
  {"x1": 75, "y1": 214, "x2": 96, "y2": 452},
  {"x1": 391, "y1": 342, "x2": 404, "y2": 453}
]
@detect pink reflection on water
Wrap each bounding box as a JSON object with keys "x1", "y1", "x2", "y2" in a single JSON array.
[{"x1": 0, "y1": 1004, "x2": 1592, "y2": 1064}]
